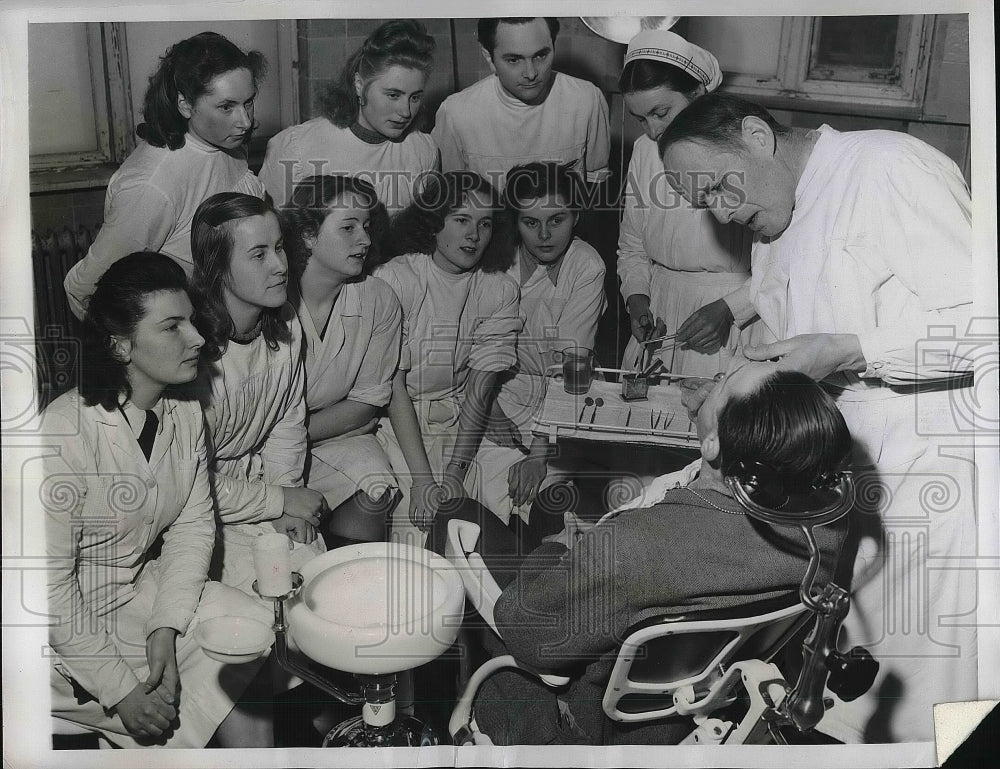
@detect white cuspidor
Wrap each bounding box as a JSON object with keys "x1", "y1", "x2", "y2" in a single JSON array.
[{"x1": 288, "y1": 542, "x2": 464, "y2": 676}]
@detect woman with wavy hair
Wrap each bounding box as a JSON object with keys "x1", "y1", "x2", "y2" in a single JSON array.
[
  {"x1": 373, "y1": 170, "x2": 522, "y2": 543},
  {"x1": 282, "y1": 174, "x2": 404, "y2": 548},
  {"x1": 64, "y1": 31, "x2": 267, "y2": 319},
  {"x1": 260, "y1": 19, "x2": 439, "y2": 214},
  {"x1": 189, "y1": 192, "x2": 327, "y2": 595},
  {"x1": 44, "y1": 252, "x2": 273, "y2": 748}
]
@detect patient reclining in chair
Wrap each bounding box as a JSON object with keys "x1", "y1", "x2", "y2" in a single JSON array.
[{"x1": 434, "y1": 362, "x2": 853, "y2": 745}]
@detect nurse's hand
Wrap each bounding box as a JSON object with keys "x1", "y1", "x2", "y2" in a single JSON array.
[
  {"x1": 281, "y1": 486, "x2": 328, "y2": 528},
  {"x1": 676, "y1": 299, "x2": 735, "y2": 354},
  {"x1": 271, "y1": 513, "x2": 317, "y2": 544},
  {"x1": 743, "y1": 334, "x2": 866, "y2": 382},
  {"x1": 626, "y1": 294, "x2": 657, "y2": 342}
]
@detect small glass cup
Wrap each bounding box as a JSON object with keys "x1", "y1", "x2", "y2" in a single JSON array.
[{"x1": 552, "y1": 346, "x2": 596, "y2": 395}]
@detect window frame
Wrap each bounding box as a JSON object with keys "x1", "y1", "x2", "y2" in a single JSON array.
[
  {"x1": 29, "y1": 22, "x2": 135, "y2": 175},
  {"x1": 720, "y1": 15, "x2": 934, "y2": 116}
]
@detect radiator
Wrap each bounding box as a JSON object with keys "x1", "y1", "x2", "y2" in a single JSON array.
[{"x1": 30, "y1": 225, "x2": 95, "y2": 407}]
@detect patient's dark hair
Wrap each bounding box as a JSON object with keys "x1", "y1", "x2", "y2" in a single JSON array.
[
  {"x1": 718, "y1": 370, "x2": 851, "y2": 494},
  {"x1": 657, "y1": 92, "x2": 790, "y2": 157}
]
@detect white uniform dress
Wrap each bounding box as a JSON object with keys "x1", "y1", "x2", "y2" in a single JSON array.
[
  {"x1": 373, "y1": 253, "x2": 523, "y2": 541},
  {"x1": 258, "y1": 119, "x2": 438, "y2": 213},
  {"x1": 432, "y1": 73, "x2": 611, "y2": 187},
  {"x1": 475, "y1": 239, "x2": 607, "y2": 523},
  {"x1": 63, "y1": 133, "x2": 265, "y2": 318},
  {"x1": 200, "y1": 306, "x2": 325, "y2": 596},
  {"x1": 618, "y1": 134, "x2": 752, "y2": 376},
  {"x1": 748, "y1": 125, "x2": 978, "y2": 743},
  {"x1": 299, "y1": 277, "x2": 403, "y2": 510},
  {"x1": 42, "y1": 390, "x2": 271, "y2": 748}
]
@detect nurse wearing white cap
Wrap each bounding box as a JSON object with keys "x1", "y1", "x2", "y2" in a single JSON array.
[{"x1": 617, "y1": 30, "x2": 754, "y2": 377}]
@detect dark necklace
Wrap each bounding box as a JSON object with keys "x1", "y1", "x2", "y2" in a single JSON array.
[{"x1": 229, "y1": 318, "x2": 263, "y2": 344}]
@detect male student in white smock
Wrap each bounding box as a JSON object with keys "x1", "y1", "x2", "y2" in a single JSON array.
[{"x1": 432, "y1": 17, "x2": 610, "y2": 190}]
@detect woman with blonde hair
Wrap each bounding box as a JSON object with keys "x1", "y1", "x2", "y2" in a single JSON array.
[{"x1": 260, "y1": 19, "x2": 438, "y2": 214}]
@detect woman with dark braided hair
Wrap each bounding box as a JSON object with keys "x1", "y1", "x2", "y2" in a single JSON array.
[
  {"x1": 260, "y1": 19, "x2": 439, "y2": 213},
  {"x1": 64, "y1": 31, "x2": 267, "y2": 319}
]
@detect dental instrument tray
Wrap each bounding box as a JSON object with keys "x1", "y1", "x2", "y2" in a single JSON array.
[{"x1": 531, "y1": 379, "x2": 699, "y2": 448}]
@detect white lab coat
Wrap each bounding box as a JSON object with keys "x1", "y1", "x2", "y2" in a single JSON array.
[
  {"x1": 42, "y1": 390, "x2": 270, "y2": 748},
  {"x1": 433, "y1": 73, "x2": 611, "y2": 186},
  {"x1": 200, "y1": 306, "x2": 324, "y2": 596},
  {"x1": 749, "y1": 125, "x2": 978, "y2": 743},
  {"x1": 618, "y1": 135, "x2": 752, "y2": 376},
  {"x1": 373, "y1": 254, "x2": 523, "y2": 541},
  {"x1": 299, "y1": 277, "x2": 402, "y2": 510},
  {"x1": 475, "y1": 239, "x2": 607, "y2": 524},
  {"x1": 63, "y1": 132, "x2": 265, "y2": 319},
  {"x1": 259, "y1": 119, "x2": 438, "y2": 212}
]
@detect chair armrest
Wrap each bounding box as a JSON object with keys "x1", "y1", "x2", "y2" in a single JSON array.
[
  {"x1": 445, "y1": 519, "x2": 504, "y2": 635},
  {"x1": 448, "y1": 654, "x2": 570, "y2": 744}
]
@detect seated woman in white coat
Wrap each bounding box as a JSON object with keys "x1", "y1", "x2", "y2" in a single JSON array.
[
  {"x1": 64, "y1": 31, "x2": 267, "y2": 319},
  {"x1": 373, "y1": 170, "x2": 523, "y2": 544},
  {"x1": 189, "y1": 192, "x2": 327, "y2": 596},
  {"x1": 281, "y1": 175, "x2": 404, "y2": 547},
  {"x1": 43, "y1": 253, "x2": 273, "y2": 748},
  {"x1": 259, "y1": 20, "x2": 438, "y2": 215},
  {"x1": 617, "y1": 30, "x2": 753, "y2": 376},
  {"x1": 475, "y1": 161, "x2": 606, "y2": 541}
]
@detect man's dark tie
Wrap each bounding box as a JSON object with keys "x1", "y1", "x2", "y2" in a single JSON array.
[{"x1": 137, "y1": 410, "x2": 158, "y2": 461}]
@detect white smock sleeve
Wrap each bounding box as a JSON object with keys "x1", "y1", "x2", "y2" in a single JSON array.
[
  {"x1": 431, "y1": 101, "x2": 466, "y2": 173},
  {"x1": 43, "y1": 410, "x2": 142, "y2": 709},
  {"x1": 347, "y1": 285, "x2": 403, "y2": 406},
  {"x1": 469, "y1": 276, "x2": 522, "y2": 373},
  {"x1": 849, "y1": 152, "x2": 974, "y2": 384},
  {"x1": 147, "y1": 405, "x2": 216, "y2": 636},
  {"x1": 258, "y1": 129, "x2": 298, "y2": 207},
  {"x1": 64, "y1": 182, "x2": 177, "y2": 319},
  {"x1": 373, "y1": 263, "x2": 412, "y2": 371},
  {"x1": 213, "y1": 322, "x2": 308, "y2": 524},
  {"x1": 617, "y1": 147, "x2": 653, "y2": 302},
  {"x1": 559, "y1": 249, "x2": 607, "y2": 350},
  {"x1": 584, "y1": 84, "x2": 611, "y2": 184}
]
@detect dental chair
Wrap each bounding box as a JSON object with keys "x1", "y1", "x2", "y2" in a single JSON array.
[{"x1": 445, "y1": 466, "x2": 878, "y2": 746}]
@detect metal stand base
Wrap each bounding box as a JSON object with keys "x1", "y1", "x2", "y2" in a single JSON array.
[{"x1": 322, "y1": 715, "x2": 439, "y2": 747}]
